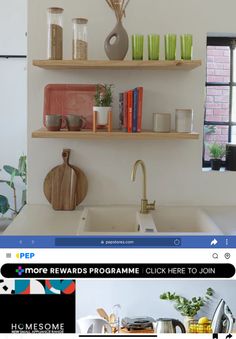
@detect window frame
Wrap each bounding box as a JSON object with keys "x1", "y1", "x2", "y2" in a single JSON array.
[{"x1": 203, "y1": 37, "x2": 236, "y2": 167}]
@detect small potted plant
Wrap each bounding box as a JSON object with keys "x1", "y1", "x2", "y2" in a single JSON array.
[
  {"x1": 208, "y1": 142, "x2": 226, "y2": 171},
  {"x1": 160, "y1": 288, "x2": 214, "y2": 332},
  {"x1": 93, "y1": 84, "x2": 113, "y2": 126}
]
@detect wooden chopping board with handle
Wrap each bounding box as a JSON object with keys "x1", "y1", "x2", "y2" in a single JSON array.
[{"x1": 44, "y1": 149, "x2": 88, "y2": 210}]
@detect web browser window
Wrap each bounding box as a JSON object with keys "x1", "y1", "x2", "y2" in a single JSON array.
[
  {"x1": 2, "y1": 3, "x2": 236, "y2": 339},
  {"x1": 0, "y1": 236, "x2": 235, "y2": 338}
]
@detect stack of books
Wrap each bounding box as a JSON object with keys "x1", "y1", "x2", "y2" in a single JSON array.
[{"x1": 119, "y1": 87, "x2": 143, "y2": 133}]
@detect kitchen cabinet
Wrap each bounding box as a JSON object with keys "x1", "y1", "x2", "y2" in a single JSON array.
[
  {"x1": 32, "y1": 59, "x2": 201, "y2": 140},
  {"x1": 0, "y1": 0, "x2": 27, "y2": 55}
]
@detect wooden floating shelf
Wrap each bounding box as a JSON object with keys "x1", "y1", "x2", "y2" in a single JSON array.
[
  {"x1": 32, "y1": 128, "x2": 199, "y2": 140},
  {"x1": 32, "y1": 59, "x2": 202, "y2": 70}
]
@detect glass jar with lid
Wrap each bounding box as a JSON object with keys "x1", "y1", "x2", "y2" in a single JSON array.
[
  {"x1": 47, "y1": 7, "x2": 64, "y2": 60},
  {"x1": 72, "y1": 18, "x2": 88, "y2": 60}
]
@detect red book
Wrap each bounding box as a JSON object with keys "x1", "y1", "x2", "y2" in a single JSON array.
[
  {"x1": 123, "y1": 91, "x2": 128, "y2": 132},
  {"x1": 127, "y1": 90, "x2": 133, "y2": 133},
  {"x1": 137, "y1": 87, "x2": 143, "y2": 132}
]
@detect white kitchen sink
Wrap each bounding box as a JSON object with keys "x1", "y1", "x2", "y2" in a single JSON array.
[
  {"x1": 77, "y1": 205, "x2": 224, "y2": 235},
  {"x1": 151, "y1": 206, "x2": 224, "y2": 235},
  {"x1": 77, "y1": 206, "x2": 157, "y2": 234}
]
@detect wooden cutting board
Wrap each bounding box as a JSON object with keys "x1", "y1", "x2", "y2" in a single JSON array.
[
  {"x1": 44, "y1": 149, "x2": 88, "y2": 210},
  {"x1": 96, "y1": 308, "x2": 109, "y2": 322}
]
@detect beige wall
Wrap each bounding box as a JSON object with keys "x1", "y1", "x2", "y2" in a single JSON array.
[{"x1": 28, "y1": 0, "x2": 236, "y2": 207}]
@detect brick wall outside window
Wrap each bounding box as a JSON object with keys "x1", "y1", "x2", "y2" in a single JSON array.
[{"x1": 204, "y1": 46, "x2": 230, "y2": 160}]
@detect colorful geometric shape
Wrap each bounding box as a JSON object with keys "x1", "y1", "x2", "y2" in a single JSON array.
[
  {"x1": 45, "y1": 280, "x2": 75, "y2": 294},
  {"x1": 15, "y1": 280, "x2": 30, "y2": 294}
]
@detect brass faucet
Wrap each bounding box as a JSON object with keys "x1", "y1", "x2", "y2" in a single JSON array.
[{"x1": 131, "y1": 160, "x2": 156, "y2": 214}]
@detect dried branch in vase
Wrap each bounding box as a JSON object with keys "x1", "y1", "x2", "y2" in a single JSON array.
[
  {"x1": 104, "y1": 0, "x2": 129, "y2": 60},
  {"x1": 105, "y1": 0, "x2": 130, "y2": 21}
]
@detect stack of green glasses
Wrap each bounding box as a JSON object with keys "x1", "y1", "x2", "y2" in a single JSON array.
[{"x1": 131, "y1": 34, "x2": 193, "y2": 61}]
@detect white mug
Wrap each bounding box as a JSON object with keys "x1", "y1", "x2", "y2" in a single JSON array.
[
  {"x1": 175, "y1": 109, "x2": 193, "y2": 133},
  {"x1": 152, "y1": 321, "x2": 157, "y2": 333},
  {"x1": 153, "y1": 113, "x2": 171, "y2": 132}
]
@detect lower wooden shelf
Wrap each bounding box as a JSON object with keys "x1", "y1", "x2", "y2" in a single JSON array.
[{"x1": 32, "y1": 128, "x2": 199, "y2": 140}]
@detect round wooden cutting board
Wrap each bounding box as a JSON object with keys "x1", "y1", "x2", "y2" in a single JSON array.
[{"x1": 44, "y1": 149, "x2": 88, "y2": 210}]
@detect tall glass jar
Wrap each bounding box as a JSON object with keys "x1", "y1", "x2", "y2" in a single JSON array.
[
  {"x1": 72, "y1": 18, "x2": 88, "y2": 60},
  {"x1": 47, "y1": 7, "x2": 64, "y2": 60}
]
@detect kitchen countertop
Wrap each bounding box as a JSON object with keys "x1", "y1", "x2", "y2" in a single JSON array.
[
  {"x1": 3, "y1": 205, "x2": 83, "y2": 235},
  {"x1": 2, "y1": 204, "x2": 236, "y2": 236},
  {"x1": 202, "y1": 206, "x2": 236, "y2": 235}
]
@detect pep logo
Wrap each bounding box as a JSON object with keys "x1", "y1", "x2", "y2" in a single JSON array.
[{"x1": 16, "y1": 253, "x2": 35, "y2": 259}]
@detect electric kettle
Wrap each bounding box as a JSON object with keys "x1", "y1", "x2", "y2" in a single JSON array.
[
  {"x1": 155, "y1": 318, "x2": 186, "y2": 333},
  {"x1": 77, "y1": 316, "x2": 112, "y2": 334}
]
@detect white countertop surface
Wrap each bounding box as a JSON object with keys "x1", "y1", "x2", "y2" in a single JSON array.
[
  {"x1": 3, "y1": 205, "x2": 83, "y2": 235},
  {"x1": 202, "y1": 206, "x2": 236, "y2": 235},
  {"x1": 2, "y1": 204, "x2": 236, "y2": 235}
]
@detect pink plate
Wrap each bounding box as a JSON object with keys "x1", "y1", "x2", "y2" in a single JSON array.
[{"x1": 43, "y1": 84, "x2": 97, "y2": 129}]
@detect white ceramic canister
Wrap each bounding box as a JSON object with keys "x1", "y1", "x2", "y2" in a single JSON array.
[
  {"x1": 153, "y1": 113, "x2": 171, "y2": 132},
  {"x1": 175, "y1": 109, "x2": 193, "y2": 133}
]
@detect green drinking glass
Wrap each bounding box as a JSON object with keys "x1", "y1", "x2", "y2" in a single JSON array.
[
  {"x1": 148, "y1": 34, "x2": 160, "y2": 60},
  {"x1": 181, "y1": 34, "x2": 193, "y2": 60},
  {"x1": 132, "y1": 34, "x2": 144, "y2": 60},
  {"x1": 165, "y1": 34, "x2": 177, "y2": 60}
]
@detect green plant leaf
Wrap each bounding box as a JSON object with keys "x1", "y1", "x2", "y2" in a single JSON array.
[
  {"x1": 160, "y1": 289, "x2": 214, "y2": 317},
  {"x1": 18, "y1": 155, "x2": 26, "y2": 173},
  {"x1": 204, "y1": 125, "x2": 216, "y2": 135},
  {"x1": 160, "y1": 293, "x2": 167, "y2": 299},
  {"x1": 3, "y1": 165, "x2": 20, "y2": 176},
  {"x1": 207, "y1": 288, "x2": 213, "y2": 296},
  {"x1": 18, "y1": 155, "x2": 27, "y2": 183},
  {"x1": 208, "y1": 143, "x2": 226, "y2": 159},
  {"x1": 21, "y1": 189, "x2": 27, "y2": 206},
  {"x1": 0, "y1": 195, "x2": 10, "y2": 214},
  {"x1": 94, "y1": 83, "x2": 113, "y2": 107}
]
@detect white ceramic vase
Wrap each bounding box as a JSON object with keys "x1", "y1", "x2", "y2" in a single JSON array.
[{"x1": 93, "y1": 106, "x2": 111, "y2": 126}]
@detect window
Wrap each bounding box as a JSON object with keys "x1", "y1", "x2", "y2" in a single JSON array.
[{"x1": 203, "y1": 37, "x2": 236, "y2": 167}]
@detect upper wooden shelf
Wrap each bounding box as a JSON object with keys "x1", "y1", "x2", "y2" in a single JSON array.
[
  {"x1": 32, "y1": 128, "x2": 199, "y2": 140},
  {"x1": 32, "y1": 59, "x2": 202, "y2": 70}
]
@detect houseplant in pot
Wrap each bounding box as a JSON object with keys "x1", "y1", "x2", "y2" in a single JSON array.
[
  {"x1": 208, "y1": 142, "x2": 226, "y2": 171},
  {"x1": 93, "y1": 84, "x2": 113, "y2": 127},
  {"x1": 0, "y1": 155, "x2": 27, "y2": 231},
  {"x1": 160, "y1": 288, "x2": 214, "y2": 332}
]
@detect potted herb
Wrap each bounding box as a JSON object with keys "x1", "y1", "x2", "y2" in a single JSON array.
[
  {"x1": 0, "y1": 155, "x2": 27, "y2": 230},
  {"x1": 160, "y1": 288, "x2": 214, "y2": 332},
  {"x1": 93, "y1": 84, "x2": 113, "y2": 126},
  {"x1": 208, "y1": 143, "x2": 226, "y2": 171}
]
